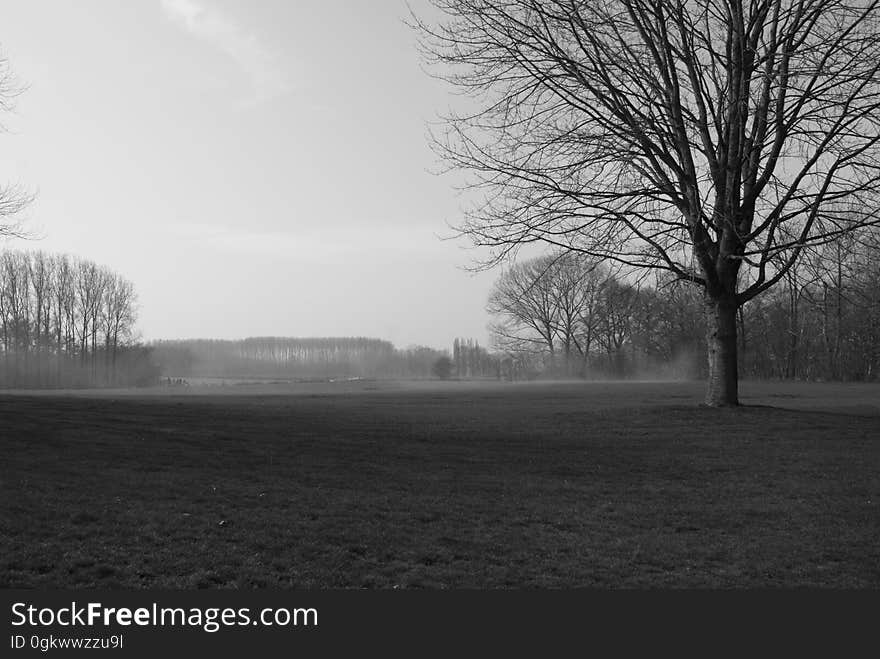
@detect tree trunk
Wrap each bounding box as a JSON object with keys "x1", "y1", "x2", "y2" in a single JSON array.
[{"x1": 705, "y1": 297, "x2": 739, "y2": 406}]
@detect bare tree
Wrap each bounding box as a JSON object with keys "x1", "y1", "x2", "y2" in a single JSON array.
[
  {"x1": 0, "y1": 51, "x2": 33, "y2": 238},
  {"x1": 549, "y1": 252, "x2": 605, "y2": 375},
  {"x1": 101, "y1": 274, "x2": 137, "y2": 385},
  {"x1": 488, "y1": 251, "x2": 615, "y2": 376},
  {"x1": 415, "y1": 0, "x2": 880, "y2": 405},
  {"x1": 487, "y1": 254, "x2": 561, "y2": 366},
  {"x1": 596, "y1": 277, "x2": 641, "y2": 376},
  {"x1": 28, "y1": 251, "x2": 50, "y2": 384}
]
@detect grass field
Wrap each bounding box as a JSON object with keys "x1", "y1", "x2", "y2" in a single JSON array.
[{"x1": 1, "y1": 380, "x2": 878, "y2": 588}]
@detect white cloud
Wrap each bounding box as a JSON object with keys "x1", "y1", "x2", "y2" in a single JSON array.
[{"x1": 160, "y1": 0, "x2": 290, "y2": 106}]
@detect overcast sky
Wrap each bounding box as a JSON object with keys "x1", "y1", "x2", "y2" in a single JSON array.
[{"x1": 0, "y1": 0, "x2": 497, "y2": 350}]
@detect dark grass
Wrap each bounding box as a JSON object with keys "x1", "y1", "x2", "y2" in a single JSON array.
[{"x1": 1, "y1": 381, "x2": 878, "y2": 588}]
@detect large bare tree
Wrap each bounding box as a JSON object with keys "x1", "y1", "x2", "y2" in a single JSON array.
[{"x1": 415, "y1": 0, "x2": 880, "y2": 405}]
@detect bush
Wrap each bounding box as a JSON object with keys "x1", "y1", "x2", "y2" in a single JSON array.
[{"x1": 431, "y1": 356, "x2": 453, "y2": 380}]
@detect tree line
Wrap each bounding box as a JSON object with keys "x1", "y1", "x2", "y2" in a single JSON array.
[
  {"x1": 0, "y1": 249, "x2": 155, "y2": 388},
  {"x1": 151, "y1": 337, "x2": 452, "y2": 380},
  {"x1": 487, "y1": 235, "x2": 880, "y2": 382},
  {"x1": 741, "y1": 230, "x2": 880, "y2": 381}
]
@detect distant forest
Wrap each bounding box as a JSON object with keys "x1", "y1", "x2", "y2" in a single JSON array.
[
  {"x1": 150, "y1": 337, "x2": 455, "y2": 381},
  {"x1": 0, "y1": 250, "x2": 157, "y2": 388}
]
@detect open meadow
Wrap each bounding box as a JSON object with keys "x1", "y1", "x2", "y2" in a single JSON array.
[{"x1": 1, "y1": 380, "x2": 878, "y2": 588}]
